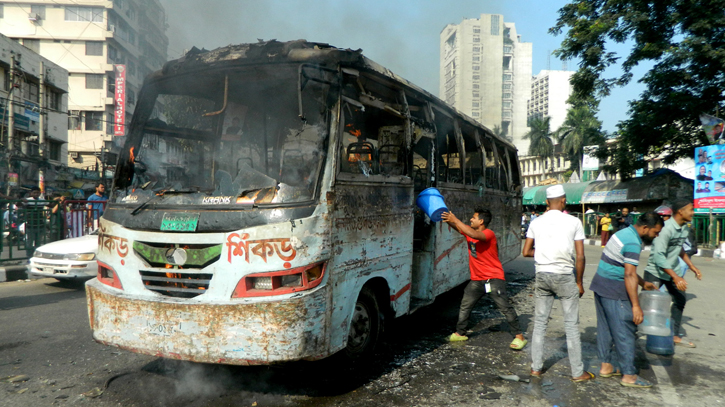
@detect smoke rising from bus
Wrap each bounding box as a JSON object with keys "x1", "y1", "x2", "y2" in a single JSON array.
[{"x1": 158, "y1": 0, "x2": 505, "y2": 97}]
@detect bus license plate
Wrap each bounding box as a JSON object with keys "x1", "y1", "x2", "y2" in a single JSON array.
[{"x1": 160, "y1": 213, "x2": 199, "y2": 232}]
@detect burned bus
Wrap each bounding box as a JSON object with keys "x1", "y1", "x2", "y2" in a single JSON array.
[{"x1": 86, "y1": 40, "x2": 523, "y2": 365}]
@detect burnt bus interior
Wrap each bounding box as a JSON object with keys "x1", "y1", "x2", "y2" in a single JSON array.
[
  {"x1": 116, "y1": 64, "x2": 334, "y2": 206},
  {"x1": 338, "y1": 67, "x2": 519, "y2": 191},
  {"x1": 336, "y1": 67, "x2": 521, "y2": 253}
]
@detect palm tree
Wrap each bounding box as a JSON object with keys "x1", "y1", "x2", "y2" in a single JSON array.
[
  {"x1": 556, "y1": 106, "x2": 603, "y2": 180},
  {"x1": 492, "y1": 124, "x2": 508, "y2": 141},
  {"x1": 523, "y1": 116, "x2": 554, "y2": 179}
]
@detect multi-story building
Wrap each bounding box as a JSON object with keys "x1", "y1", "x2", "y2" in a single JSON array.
[
  {"x1": 519, "y1": 146, "x2": 572, "y2": 188},
  {"x1": 440, "y1": 14, "x2": 532, "y2": 153},
  {"x1": 0, "y1": 0, "x2": 168, "y2": 172},
  {"x1": 527, "y1": 69, "x2": 574, "y2": 134},
  {"x1": 0, "y1": 32, "x2": 68, "y2": 190}
]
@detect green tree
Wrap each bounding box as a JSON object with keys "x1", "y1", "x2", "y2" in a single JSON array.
[
  {"x1": 523, "y1": 116, "x2": 555, "y2": 178},
  {"x1": 551, "y1": 0, "x2": 722, "y2": 178},
  {"x1": 556, "y1": 105, "x2": 603, "y2": 180},
  {"x1": 492, "y1": 124, "x2": 508, "y2": 141}
]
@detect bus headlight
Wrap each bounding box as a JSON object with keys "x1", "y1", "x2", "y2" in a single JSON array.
[
  {"x1": 97, "y1": 261, "x2": 123, "y2": 290},
  {"x1": 232, "y1": 261, "x2": 326, "y2": 298}
]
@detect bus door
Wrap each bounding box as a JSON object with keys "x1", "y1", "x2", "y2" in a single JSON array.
[{"x1": 328, "y1": 75, "x2": 415, "y2": 350}]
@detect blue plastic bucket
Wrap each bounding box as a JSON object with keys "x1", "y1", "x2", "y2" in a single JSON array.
[{"x1": 416, "y1": 188, "x2": 448, "y2": 222}]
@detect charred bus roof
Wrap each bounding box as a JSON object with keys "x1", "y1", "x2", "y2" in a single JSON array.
[{"x1": 153, "y1": 39, "x2": 516, "y2": 151}]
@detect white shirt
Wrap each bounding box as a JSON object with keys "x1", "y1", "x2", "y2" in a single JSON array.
[{"x1": 526, "y1": 210, "x2": 585, "y2": 274}]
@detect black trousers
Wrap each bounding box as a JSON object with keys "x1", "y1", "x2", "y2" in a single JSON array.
[
  {"x1": 456, "y1": 279, "x2": 521, "y2": 337},
  {"x1": 644, "y1": 271, "x2": 687, "y2": 337}
]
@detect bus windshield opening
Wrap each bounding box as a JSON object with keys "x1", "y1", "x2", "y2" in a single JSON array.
[{"x1": 115, "y1": 65, "x2": 332, "y2": 206}]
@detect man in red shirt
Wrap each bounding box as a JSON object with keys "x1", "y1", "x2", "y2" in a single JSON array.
[{"x1": 442, "y1": 208, "x2": 527, "y2": 350}]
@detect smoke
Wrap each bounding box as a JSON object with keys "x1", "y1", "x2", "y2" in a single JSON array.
[{"x1": 159, "y1": 0, "x2": 507, "y2": 97}]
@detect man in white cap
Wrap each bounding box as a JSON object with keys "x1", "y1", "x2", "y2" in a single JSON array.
[{"x1": 522, "y1": 184, "x2": 593, "y2": 382}]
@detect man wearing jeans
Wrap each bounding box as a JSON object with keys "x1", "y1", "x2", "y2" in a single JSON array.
[
  {"x1": 442, "y1": 208, "x2": 527, "y2": 350},
  {"x1": 643, "y1": 199, "x2": 702, "y2": 348},
  {"x1": 522, "y1": 184, "x2": 593, "y2": 382},
  {"x1": 590, "y1": 212, "x2": 662, "y2": 388}
]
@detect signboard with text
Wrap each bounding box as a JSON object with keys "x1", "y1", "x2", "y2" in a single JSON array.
[
  {"x1": 694, "y1": 145, "x2": 725, "y2": 213},
  {"x1": 582, "y1": 145, "x2": 599, "y2": 171},
  {"x1": 113, "y1": 65, "x2": 126, "y2": 136}
]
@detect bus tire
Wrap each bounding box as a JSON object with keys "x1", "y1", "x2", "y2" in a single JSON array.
[{"x1": 344, "y1": 287, "x2": 382, "y2": 360}]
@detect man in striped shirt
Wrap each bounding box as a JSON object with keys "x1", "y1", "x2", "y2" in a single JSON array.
[{"x1": 590, "y1": 212, "x2": 663, "y2": 388}]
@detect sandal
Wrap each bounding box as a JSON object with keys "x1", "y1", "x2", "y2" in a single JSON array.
[
  {"x1": 674, "y1": 340, "x2": 696, "y2": 348},
  {"x1": 620, "y1": 377, "x2": 653, "y2": 388},
  {"x1": 571, "y1": 371, "x2": 595, "y2": 382},
  {"x1": 600, "y1": 369, "x2": 623, "y2": 378},
  {"x1": 530, "y1": 369, "x2": 542, "y2": 377},
  {"x1": 510, "y1": 338, "x2": 528, "y2": 350}
]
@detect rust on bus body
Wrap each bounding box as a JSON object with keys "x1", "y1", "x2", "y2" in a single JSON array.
[{"x1": 86, "y1": 280, "x2": 330, "y2": 365}]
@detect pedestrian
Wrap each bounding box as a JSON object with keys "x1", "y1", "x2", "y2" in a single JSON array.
[
  {"x1": 530, "y1": 211, "x2": 538, "y2": 222},
  {"x1": 522, "y1": 185, "x2": 594, "y2": 382},
  {"x1": 616, "y1": 207, "x2": 633, "y2": 231},
  {"x1": 442, "y1": 209, "x2": 527, "y2": 350},
  {"x1": 590, "y1": 212, "x2": 663, "y2": 388},
  {"x1": 600, "y1": 212, "x2": 612, "y2": 247},
  {"x1": 87, "y1": 183, "x2": 107, "y2": 230},
  {"x1": 644, "y1": 199, "x2": 702, "y2": 348},
  {"x1": 22, "y1": 187, "x2": 46, "y2": 257}
]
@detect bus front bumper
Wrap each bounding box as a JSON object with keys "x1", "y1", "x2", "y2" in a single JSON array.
[{"x1": 85, "y1": 279, "x2": 330, "y2": 365}]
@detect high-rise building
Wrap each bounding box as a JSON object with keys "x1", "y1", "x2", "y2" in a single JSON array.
[
  {"x1": 0, "y1": 33, "x2": 69, "y2": 188},
  {"x1": 527, "y1": 70, "x2": 575, "y2": 134},
  {"x1": 440, "y1": 14, "x2": 532, "y2": 153},
  {"x1": 0, "y1": 0, "x2": 168, "y2": 171}
]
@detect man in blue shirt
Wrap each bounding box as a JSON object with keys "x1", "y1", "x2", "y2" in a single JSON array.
[
  {"x1": 590, "y1": 212, "x2": 663, "y2": 388},
  {"x1": 87, "y1": 183, "x2": 107, "y2": 228}
]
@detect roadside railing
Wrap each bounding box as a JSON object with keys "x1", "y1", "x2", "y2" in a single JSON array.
[{"x1": 0, "y1": 199, "x2": 105, "y2": 264}]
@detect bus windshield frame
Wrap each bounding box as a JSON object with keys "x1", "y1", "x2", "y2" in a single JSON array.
[{"x1": 112, "y1": 63, "x2": 336, "y2": 209}]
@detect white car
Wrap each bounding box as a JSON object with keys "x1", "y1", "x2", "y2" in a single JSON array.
[{"x1": 29, "y1": 232, "x2": 98, "y2": 281}]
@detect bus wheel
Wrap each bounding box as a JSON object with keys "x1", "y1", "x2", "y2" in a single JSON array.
[{"x1": 345, "y1": 287, "x2": 381, "y2": 360}]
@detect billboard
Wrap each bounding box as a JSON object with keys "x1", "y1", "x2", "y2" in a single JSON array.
[
  {"x1": 582, "y1": 145, "x2": 599, "y2": 171},
  {"x1": 113, "y1": 65, "x2": 126, "y2": 136},
  {"x1": 694, "y1": 145, "x2": 725, "y2": 213}
]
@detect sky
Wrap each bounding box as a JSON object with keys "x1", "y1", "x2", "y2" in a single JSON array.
[{"x1": 158, "y1": 0, "x2": 647, "y2": 133}]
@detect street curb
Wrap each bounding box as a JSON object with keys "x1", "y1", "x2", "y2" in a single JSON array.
[{"x1": 0, "y1": 265, "x2": 29, "y2": 283}]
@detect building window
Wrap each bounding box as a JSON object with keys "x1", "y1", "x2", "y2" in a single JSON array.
[
  {"x1": 503, "y1": 92, "x2": 511, "y2": 99},
  {"x1": 45, "y1": 88, "x2": 61, "y2": 111},
  {"x1": 491, "y1": 15, "x2": 500, "y2": 35},
  {"x1": 504, "y1": 46, "x2": 512, "y2": 53},
  {"x1": 128, "y1": 89, "x2": 135, "y2": 105},
  {"x1": 473, "y1": 37, "x2": 480, "y2": 43},
  {"x1": 472, "y1": 112, "x2": 480, "y2": 117},
  {"x1": 49, "y1": 141, "x2": 62, "y2": 161},
  {"x1": 65, "y1": 6, "x2": 103, "y2": 22},
  {"x1": 473, "y1": 56, "x2": 480, "y2": 62},
  {"x1": 503, "y1": 73, "x2": 512, "y2": 81},
  {"x1": 503, "y1": 84, "x2": 512, "y2": 90},
  {"x1": 473, "y1": 28, "x2": 480, "y2": 33},
  {"x1": 472, "y1": 102, "x2": 479, "y2": 107},
  {"x1": 31, "y1": 5, "x2": 46, "y2": 20},
  {"x1": 0, "y1": 4, "x2": 4, "y2": 19},
  {"x1": 472, "y1": 92, "x2": 480, "y2": 98},
  {"x1": 22, "y1": 39, "x2": 40, "y2": 53},
  {"x1": 86, "y1": 74, "x2": 104, "y2": 89},
  {"x1": 473, "y1": 84, "x2": 479, "y2": 89},
  {"x1": 473, "y1": 46, "x2": 480, "y2": 53},
  {"x1": 503, "y1": 101, "x2": 512, "y2": 108},
  {"x1": 472, "y1": 75, "x2": 480, "y2": 80},
  {"x1": 68, "y1": 112, "x2": 81, "y2": 130},
  {"x1": 85, "y1": 111, "x2": 103, "y2": 131},
  {"x1": 86, "y1": 41, "x2": 103, "y2": 56},
  {"x1": 472, "y1": 65, "x2": 480, "y2": 71}
]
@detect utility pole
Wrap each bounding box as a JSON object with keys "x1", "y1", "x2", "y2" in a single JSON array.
[
  {"x1": 6, "y1": 53, "x2": 17, "y2": 196},
  {"x1": 39, "y1": 61, "x2": 45, "y2": 199}
]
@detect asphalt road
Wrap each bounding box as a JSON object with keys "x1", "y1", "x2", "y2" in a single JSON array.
[{"x1": 1, "y1": 245, "x2": 724, "y2": 407}]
